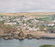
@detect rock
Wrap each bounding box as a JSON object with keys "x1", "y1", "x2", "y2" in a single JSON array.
[
  {"x1": 3, "y1": 37, "x2": 9, "y2": 40},
  {"x1": 8, "y1": 36, "x2": 13, "y2": 39},
  {"x1": 18, "y1": 31, "x2": 26, "y2": 40},
  {"x1": 27, "y1": 34, "x2": 33, "y2": 39},
  {"x1": 18, "y1": 31, "x2": 24, "y2": 37},
  {"x1": 18, "y1": 37, "x2": 25, "y2": 40}
]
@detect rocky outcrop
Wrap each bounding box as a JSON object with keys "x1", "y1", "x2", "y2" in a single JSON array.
[
  {"x1": 3, "y1": 36, "x2": 13, "y2": 40},
  {"x1": 27, "y1": 34, "x2": 33, "y2": 39},
  {"x1": 17, "y1": 31, "x2": 26, "y2": 40},
  {"x1": 26, "y1": 34, "x2": 42, "y2": 39},
  {"x1": 1, "y1": 31, "x2": 55, "y2": 40}
]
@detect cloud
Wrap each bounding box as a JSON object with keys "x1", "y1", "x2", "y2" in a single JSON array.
[{"x1": 0, "y1": 0, "x2": 55, "y2": 13}]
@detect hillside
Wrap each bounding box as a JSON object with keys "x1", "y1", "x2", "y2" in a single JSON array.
[{"x1": 0, "y1": 12, "x2": 55, "y2": 16}]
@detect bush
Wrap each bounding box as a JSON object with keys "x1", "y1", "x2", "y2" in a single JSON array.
[{"x1": 40, "y1": 45, "x2": 55, "y2": 47}]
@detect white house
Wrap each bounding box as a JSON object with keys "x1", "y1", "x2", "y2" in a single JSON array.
[
  {"x1": 0, "y1": 18, "x2": 4, "y2": 21},
  {"x1": 36, "y1": 28, "x2": 40, "y2": 31},
  {"x1": 4, "y1": 22, "x2": 16, "y2": 25},
  {"x1": 52, "y1": 20, "x2": 55, "y2": 23},
  {"x1": 48, "y1": 23, "x2": 54, "y2": 26}
]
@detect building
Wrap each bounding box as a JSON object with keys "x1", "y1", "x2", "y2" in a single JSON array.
[
  {"x1": 48, "y1": 23, "x2": 54, "y2": 26},
  {"x1": 4, "y1": 22, "x2": 16, "y2": 25}
]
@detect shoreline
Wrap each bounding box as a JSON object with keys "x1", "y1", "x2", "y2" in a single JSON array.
[{"x1": 0, "y1": 31, "x2": 55, "y2": 40}]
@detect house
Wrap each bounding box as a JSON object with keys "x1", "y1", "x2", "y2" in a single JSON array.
[
  {"x1": 0, "y1": 18, "x2": 4, "y2": 21},
  {"x1": 29, "y1": 28, "x2": 33, "y2": 30},
  {"x1": 32, "y1": 27, "x2": 37, "y2": 31},
  {"x1": 38, "y1": 21, "x2": 45, "y2": 26},
  {"x1": 36, "y1": 28, "x2": 40, "y2": 31},
  {"x1": 48, "y1": 23, "x2": 54, "y2": 26},
  {"x1": 52, "y1": 20, "x2": 55, "y2": 23},
  {"x1": 4, "y1": 22, "x2": 16, "y2": 25},
  {"x1": 24, "y1": 24, "x2": 26, "y2": 26},
  {"x1": 44, "y1": 28, "x2": 47, "y2": 32}
]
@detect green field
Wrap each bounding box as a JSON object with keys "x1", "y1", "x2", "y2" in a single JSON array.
[
  {"x1": 40, "y1": 45, "x2": 55, "y2": 47},
  {"x1": 0, "y1": 15, "x2": 6, "y2": 16},
  {"x1": 34, "y1": 15, "x2": 52, "y2": 22},
  {"x1": 38, "y1": 17, "x2": 52, "y2": 22},
  {"x1": 33, "y1": 15, "x2": 51, "y2": 18}
]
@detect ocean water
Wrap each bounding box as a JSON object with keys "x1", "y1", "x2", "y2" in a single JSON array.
[{"x1": 0, "y1": 38, "x2": 55, "y2": 47}]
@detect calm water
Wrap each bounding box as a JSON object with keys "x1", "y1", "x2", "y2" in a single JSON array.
[{"x1": 0, "y1": 38, "x2": 55, "y2": 47}]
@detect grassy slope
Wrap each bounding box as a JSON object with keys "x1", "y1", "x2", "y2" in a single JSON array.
[
  {"x1": 40, "y1": 45, "x2": 55, "y2": 47},
  {"x1": 0, "y1": 23, "x2": 16, "y2": 35}
]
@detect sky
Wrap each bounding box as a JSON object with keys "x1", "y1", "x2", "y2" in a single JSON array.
[{"x1": 0, "y1": 0, "x2": 55, "y2": 13}]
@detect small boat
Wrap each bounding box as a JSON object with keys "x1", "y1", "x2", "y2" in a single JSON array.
[{"x1": 37, "y1": 41, "x2": 40, "y2": 43}]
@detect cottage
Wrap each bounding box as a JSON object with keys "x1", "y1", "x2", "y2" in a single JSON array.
[
  {"x1": 48, "y1": 23, "x2": 54, "y2": 26},
  {"x1": 4, "y1": 22, "x2": 16, "y2": 25},
  {"x1": 52, "y1": 20, "x2": 55, "y2": 23},
  {"x1": 36, "y1": 28, "x2": 40, "y2": 31},
  {"x1": 0, "y1": 18, "x2": 4, "y2": 21},
  {"x1": 44, "y1": 28, "x2": 47, "y2": 32}
]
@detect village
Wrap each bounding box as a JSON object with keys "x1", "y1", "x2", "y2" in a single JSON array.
[{"x1": 0, "y1": 15, "x2": 55, "y2": 33}]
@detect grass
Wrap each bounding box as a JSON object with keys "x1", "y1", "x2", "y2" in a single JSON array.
[
  {"x1": 32, "y1": 15, "x2": 50, "y2": 18},
  {"x1": 38, "y1": 18, "x2": 52, "y2": 22},
  {"x1": 40, "y1": 45, "x2": 55, "y2": 47},
  {"x1": 34, "y1": 15, "x2": 52, "y2": 22},
  {"x1": 0, "y1": 15, "x2": 6, "y2": 16}
]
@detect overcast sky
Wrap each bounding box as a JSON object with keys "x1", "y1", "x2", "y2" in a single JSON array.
[{"x1": 0, "y1": 0, "x2": 55, "y2": 13}]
